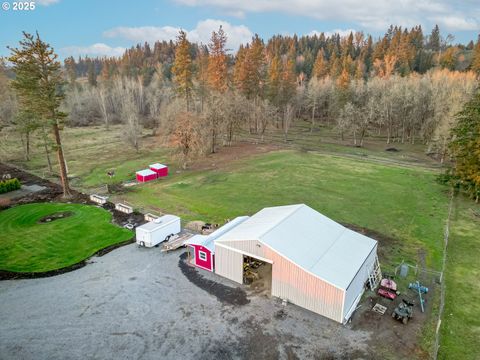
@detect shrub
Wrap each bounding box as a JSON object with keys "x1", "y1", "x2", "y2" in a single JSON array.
[{"x1": 0, "y1": 178, "x2": 21, "y2": 194}]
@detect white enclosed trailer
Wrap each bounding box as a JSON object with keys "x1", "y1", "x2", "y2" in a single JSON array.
[{"x1": 136, "y1": 215, "x2": 181, "y2": 247}]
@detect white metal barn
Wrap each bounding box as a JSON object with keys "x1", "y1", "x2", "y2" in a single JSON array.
[{"x1": 214, "y1": 204, "x2": 379, "y2": 323}]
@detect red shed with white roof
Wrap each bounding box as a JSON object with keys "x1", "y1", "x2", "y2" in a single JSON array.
[
  {"x1": 136, "y1": 169, "x2": 157, "y2": 182},
  {"x1": 185, "y1": 216, "x2": 249, "y2": 272},
  {"x1": 149, "y1": 163, "x2": 168, "y2": 177}
]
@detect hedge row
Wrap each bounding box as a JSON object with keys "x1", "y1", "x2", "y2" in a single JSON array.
[{"x1": 0, "y1": 178, "x2": 21, "y2": 194}]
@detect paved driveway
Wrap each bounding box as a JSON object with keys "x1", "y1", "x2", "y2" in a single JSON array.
[{"x1": 0, "y1": 245, "x2": 370, "y2": 359}]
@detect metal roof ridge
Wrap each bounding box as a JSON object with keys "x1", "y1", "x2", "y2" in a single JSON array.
[
  {"x1": 307, "y1": 226, "x2": 349, "y2": 273},
  {"x1": 256, "y1": 204, "x2": 306, "y2": 241}
]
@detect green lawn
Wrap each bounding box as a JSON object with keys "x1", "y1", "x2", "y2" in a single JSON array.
[
  {"x1": 121, "y1": 150, "x2": 448, "y2": 270},
  {"x1": 0, "y1": 203, "x2": 133, "y2": 272},
  {"x1": 439, "y1": 197, "x2": 480, "y2": 360}
]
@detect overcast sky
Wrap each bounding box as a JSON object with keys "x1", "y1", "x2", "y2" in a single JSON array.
[{"x1": 1, "y1": 0, "x2": 479, "y2": 58}]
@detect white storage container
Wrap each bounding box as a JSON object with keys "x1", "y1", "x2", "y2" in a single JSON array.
[{"x1": 136, "y1": 215, "x2": 181, "y2": 247}]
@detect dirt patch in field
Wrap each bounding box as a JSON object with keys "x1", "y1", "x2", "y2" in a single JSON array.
[
  {"x1": 101, "y1": 201, "x2": 145, "y2": 227},
  {"x1": 350, "y1": 289, "x2": 434, "y2": 359},
  {"x1": 178, "y1": 251, "x2": 250, "y2": 306},
  {"x1": 0, "y1": 163, "x2": 145, "y2": 227},
  {"x1": 0, "y1": 163, "x2": 64, "y2": 207},
  {"x1": 38, "y1": 211, "x2": 74, "y2": 223},
  {"x1": 187, "y1": 142, "x2": 279, "y2": 172}
]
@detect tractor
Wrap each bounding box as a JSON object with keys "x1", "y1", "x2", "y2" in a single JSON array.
[{"x1": 392, "y1": 299, "x2": 415, "y2": 324}]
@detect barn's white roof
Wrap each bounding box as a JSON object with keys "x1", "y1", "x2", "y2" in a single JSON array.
[
  {"x1": 136, "y1": 169, "x2": 157, "y2": 176},
  {"x1": 185, "y1": 216, "x2": 249, "y2": 252},
  {"x1": 149, "y1": 163, "x2": 167, "y2": 169},
  {"x1": 215, "y1": 204, "x2": 377, "y2": 290}
]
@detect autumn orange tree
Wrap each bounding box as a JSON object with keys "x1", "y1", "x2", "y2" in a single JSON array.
[
  {"x1": 266, "y1": 54, "x2": 282, "y2": 106},
  {"x1": 172, "y1": 30, "x2": 194, "y2": 110},
  {"x1": 312, "y1": 49, "x2": 328, "y2": 79},
  {"x1": 234, "y1": 35, "x2": 266, "y2": 132},
  {"x1": 170, "y1": 111, "x2": 205, "y2": 169},
  {"x1": 207, "y1": 26, "x2": 228, "y2": 93}
]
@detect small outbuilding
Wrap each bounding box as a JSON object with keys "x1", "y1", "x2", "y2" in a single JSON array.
[
  {"x1": 185, "y1": 216, "x2": 249, "y2": 272},
  {"x1": 149, "y1": 163, "x2": 169, "y2": 177},
  {"x1": 136, "y1": 169, "x2": 158, "y2": 183},
  {"x1": 214, "y1": 204, "x2": 380, "y2": 324}
]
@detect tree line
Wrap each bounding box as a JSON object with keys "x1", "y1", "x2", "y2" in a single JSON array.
[{"x1": 0, "y1": 26, "x2": 479, "y2": 197}]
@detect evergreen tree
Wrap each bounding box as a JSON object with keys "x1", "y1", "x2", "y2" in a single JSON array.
[
  {"x1": 233, "y1": 44, "x2": 247, "y2": 92},
  {"x1": 449, "y1": 91, "x2": 480, "y2": 202},
  {"x1": 207, "y1": 25, "x2": 228, "y2": 93},
  {"x1": 267, "y1": 55, "x2": 282, "y2": 106},
  {"x1": 312, "y1": 49, "x2": 328, "y2": 79},
  {"x1": 64, "y1": 56, "x2": 77, "y2": 85},
  {"x1": 8, "y1": 32, "x2": 71, "y2": 197},
  {"x1": 171, "y1": 30, "x2": 194, "y2": 110},
  {"x1": 243, "y1": 34, "x2": 266, "y2": 99},
  {"x1": 279, "y1": 47, "x2": 297, "y2": 106},
  {"x1": 429, "y1": 24, "x2": 441, "y2": 52},
  {"x1": 87, "y1": 59, "x2": 97, "y2": 86},
  {"x1": 195, "y1": 45, "x2": 209, "y2": 112},
  {"x1": 471, "y1": 35, "x2": 480, "y2": 74}
]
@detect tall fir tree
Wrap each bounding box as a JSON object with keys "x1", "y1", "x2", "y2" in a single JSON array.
[
  {"x1": 207, "y1": 26, "x2": 228, "y2": 93},
  {"x1": 267, "y1": 54, "x2": 282, "y2": 106},
  {"x1": 312, "y1": 49, "x2": 328, "y2": 79},
  {"x1": 429, "y1": 24, "x2": 441, "y2": 52},
  {"x1": 471, "y1": 35, "x2": 480, "y2": 75},
  {"x1": 64, "y1": 56, "x2": 77, "y2": 85},
  {"x1": 449, "y1": 91, "x2": 480, "y2": 202},
  {"x1": 171, "y1": 30, "x2": 194, "y2": 110},
  {"x1": 195, "y1": 45, "x2": 209, "y2": 112},
  {"x1": 243, "y1": 34, "x2": 266, "y2": 99},
  {"x1": 8, "y1": 32, "x2": 71, "y2": 197},
  {"x1": 87, "y1": 59, "x2": 97, "y2": 86}
]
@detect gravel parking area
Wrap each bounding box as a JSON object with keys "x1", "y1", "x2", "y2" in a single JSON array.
[{"x1": 0, "y1": 245, "x2": 371, "y2": 360}]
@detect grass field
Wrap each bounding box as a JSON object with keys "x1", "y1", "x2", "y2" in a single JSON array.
[
  {"x1": 0, "y1": 203, "x2": 133, "y2": 272},
  {"x1": 118, "y1": 151, "x2": 448, "y2": 269},
  {"x1": 439, "y1": 197, "x2": 480, "y2": 360}
]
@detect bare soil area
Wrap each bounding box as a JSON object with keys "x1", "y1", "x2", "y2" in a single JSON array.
[
  {"x1": 187, "y1": 142, "x2": 279, "y2": 171},
  {"x1": 0, "y1": 162, "x2": 143, "y2": 227}
]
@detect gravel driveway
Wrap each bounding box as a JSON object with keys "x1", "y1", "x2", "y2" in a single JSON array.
[{"x1": 0, "y1": 245, "x2": 371, "y2": 360}]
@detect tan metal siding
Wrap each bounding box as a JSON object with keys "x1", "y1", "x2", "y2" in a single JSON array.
[
  {"x1": 218, "y1": 240, "x2": 266, "y2": 259},
  {"x1": 214, "y1": 244, "x2": 243, "y2": 284},
  {"x1": 343, "y1": 245, "x2": 377, "y2": 319},
  {"x1": 265, "y1": 247, "x2": 344, "y2": 323}
]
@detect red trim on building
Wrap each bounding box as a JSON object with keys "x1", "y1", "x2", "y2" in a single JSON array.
[{"x1": 189, "y1": 244, "x2": 214, "y2": 272}]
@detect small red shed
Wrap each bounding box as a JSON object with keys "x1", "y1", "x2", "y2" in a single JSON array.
[
  {"x1": 185, "y1": 216, "x2": 249, "y2": 272},
  {"x1": 186, "y1": 235, "x2": 214, "y2": 271},
  {"x1": 149, "y1": 163, "x2": 169, "y2": 177},
  {"x1": 136, "y1": 169, "x2": 158, "y2": 182}
]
